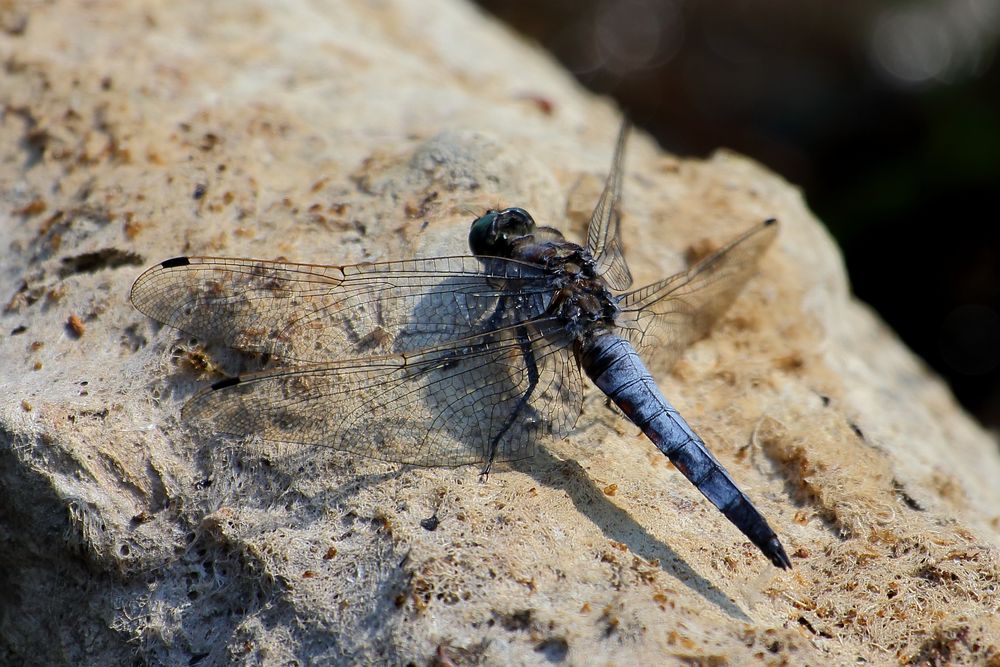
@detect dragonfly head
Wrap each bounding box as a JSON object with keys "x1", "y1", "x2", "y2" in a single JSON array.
[{"x1": 469, "y1": 207, "x2": 536, "y2": 258}]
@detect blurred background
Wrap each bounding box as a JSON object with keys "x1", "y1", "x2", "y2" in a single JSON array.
[{"x1": 475, "y1": 0, "x2": 1000, "y2": 433}]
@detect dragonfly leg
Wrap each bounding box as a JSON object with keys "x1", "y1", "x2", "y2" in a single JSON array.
[{"x1": 479, "y1": 325, "x2": 539, "y2": 478}]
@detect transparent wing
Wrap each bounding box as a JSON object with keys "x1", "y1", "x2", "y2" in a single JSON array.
[
  {"x1": 130, "y1": 255, "x2": 555, "y2": 362},
  {"x1": 181, "y1": 319, "x2": 584, "y2": 467},
  {"x1": 615, "y1": 219, "x2": 779, "y2": 369},
  {"x1": 586, "y1": 120, "x2": 634, "y2": 292}
]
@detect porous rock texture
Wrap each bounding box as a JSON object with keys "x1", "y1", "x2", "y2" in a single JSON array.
[{"x1": 2, "y1": 1, "x2": 999, "y2": 665}]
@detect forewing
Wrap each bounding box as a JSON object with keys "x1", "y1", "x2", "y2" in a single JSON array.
[
  {"x1": 616, "y1": 219, "x2": 778, "y2": 370},
  {"x1": 585, "y1": 121, "x2": 633, "y2": 292},
  {"x1": 182, "y1": 319, "x2": 584, "y2": 467},
  {"x1": 130, "y1": 255, "x2": 554, "y2": 362}
]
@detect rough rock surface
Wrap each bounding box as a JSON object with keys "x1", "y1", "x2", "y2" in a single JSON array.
[{"x1": 2, "y1": 1, "x2": 999, "y2": 665}]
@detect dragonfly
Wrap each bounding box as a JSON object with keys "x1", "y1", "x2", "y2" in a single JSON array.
[{"x1": 131, "y1": 123, "x2": 792, "y2": 569}]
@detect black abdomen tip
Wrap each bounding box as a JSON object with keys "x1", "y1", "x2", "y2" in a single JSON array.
[{"x1": 767, "y1": 536, "x2": 793, "y2": 570}]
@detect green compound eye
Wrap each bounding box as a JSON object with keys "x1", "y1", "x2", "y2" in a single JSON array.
[{"x1": 468, "y1": 210, "x2": 499, "y2": 257}]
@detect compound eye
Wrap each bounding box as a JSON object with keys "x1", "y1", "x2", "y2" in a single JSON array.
[{"x1": 469, "y1": 210, "x2": 500, "y2": 256}]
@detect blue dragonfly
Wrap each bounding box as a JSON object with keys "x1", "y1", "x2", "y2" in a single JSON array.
[{"x1": 131, "y1": 123, "x2": 791, "y2": 569}]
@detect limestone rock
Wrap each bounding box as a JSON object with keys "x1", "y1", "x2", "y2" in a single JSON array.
[{"x1": 2, "y1": 1, "x2": 999, "y2": 665}]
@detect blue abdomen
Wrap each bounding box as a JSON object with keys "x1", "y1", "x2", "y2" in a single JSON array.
[{"x1": 579, "y1": 334, "x2": 790, "y2": 568}]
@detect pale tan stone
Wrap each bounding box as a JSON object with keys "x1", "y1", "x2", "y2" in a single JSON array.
[{"x1": 2, "y1": 1, "x2": 998, "y2": 665}]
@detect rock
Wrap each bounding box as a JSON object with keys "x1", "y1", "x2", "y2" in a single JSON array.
[{"x1": 2, "y1": 1, "x2": 999, "y2": 665}]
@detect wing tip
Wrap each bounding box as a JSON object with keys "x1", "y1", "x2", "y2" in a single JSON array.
[
  {"x1": 160, "y1": 256, "x2": 191, "y2": 269},
  {"x1": 211, "y1": 376, "x2": 242, "y2": 390},
  {"x1": 762, "y1": 217, "x2": 778, "y2": 227}
]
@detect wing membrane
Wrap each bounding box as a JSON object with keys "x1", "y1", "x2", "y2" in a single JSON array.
[
  {"x1": 182, "y1": 319, "x2": 583, "y2": 467},
  {"x1": 616, "y1": 219, "x2": 779, "y2": 369},
  {"x1": 586, "y1": 121, "x2": 633, "y2": 292},
  {"x1": 130, "y1": 255, "x2": 554, "y2": 362}
]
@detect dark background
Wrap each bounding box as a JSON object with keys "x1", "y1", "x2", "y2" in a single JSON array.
[{"x1": 476, "y1": 0, "x2": 1000, "y2": 433}]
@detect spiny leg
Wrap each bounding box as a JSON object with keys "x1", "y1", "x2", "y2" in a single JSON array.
[{"x1": 479, "y1": 325, "x2": 539, "y2": 479}]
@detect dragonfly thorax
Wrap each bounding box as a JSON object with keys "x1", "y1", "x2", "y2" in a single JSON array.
[
  {"x1": 532, "y1": 247, "x2": 620, "y2": 338},
  {"x1": 551, "y1": 277, "x2": 619, "y2": 336}
]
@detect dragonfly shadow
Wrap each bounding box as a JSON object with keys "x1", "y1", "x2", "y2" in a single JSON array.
[
  {"x1": 191, "y1": 428, "x2": 748, "y2": 622},
  {"x1": 510, "y1": 447, "x2": 752, "y2": 622},
  {"x1": 195, "y1": 437, "x2": 409, "y2": 517}
]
